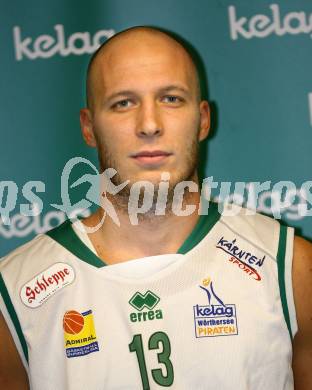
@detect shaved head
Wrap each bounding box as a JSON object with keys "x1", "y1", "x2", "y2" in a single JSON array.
[{"x1": 86, "y1": 26, "x2": 201, "y2": 111}]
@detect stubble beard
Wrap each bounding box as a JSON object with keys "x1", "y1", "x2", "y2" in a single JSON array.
[{"x1": 94, "y1": 131, "x2": 200, "y2": 220}]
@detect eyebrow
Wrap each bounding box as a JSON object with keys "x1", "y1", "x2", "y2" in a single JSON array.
[
  {"x1": 157, "y1": 85, "x2": 191, "y2": 96},
  {"x1": 105, "y1": 84, "x2": 191, "y2": 103},
  {"x1": 105, "y1": 90, "x2": 137, "y2": 103}
]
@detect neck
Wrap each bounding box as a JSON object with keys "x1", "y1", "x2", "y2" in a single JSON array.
[{"x1": 82, "y1": 186, "x2": 202, "y2": 264}]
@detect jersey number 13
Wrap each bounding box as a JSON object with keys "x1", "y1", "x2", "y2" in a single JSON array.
[{"x1": 129, "y1": 331, "x2": 174, "y2": 389}]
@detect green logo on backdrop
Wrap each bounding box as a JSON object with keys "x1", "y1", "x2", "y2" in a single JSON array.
[{"x1": 129, "y1": 291, "x2": 163, "y2": 322}]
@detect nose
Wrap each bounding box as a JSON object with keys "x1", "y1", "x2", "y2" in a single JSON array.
[{"x1": 135, "y1": 99, "x2": 163, "y2": 138}]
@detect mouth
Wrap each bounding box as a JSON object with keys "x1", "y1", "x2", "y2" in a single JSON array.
[{"x1": 130, "y1": 150, "x2": 173, "y2": 165}]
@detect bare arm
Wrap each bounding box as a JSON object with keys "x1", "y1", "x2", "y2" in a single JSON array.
[
  {"x1": 0, "y1": 311, "x2": 29, "y2": 389},
  {"x1": 292, "y1": 235, "x2": 312, "y2": 389}
]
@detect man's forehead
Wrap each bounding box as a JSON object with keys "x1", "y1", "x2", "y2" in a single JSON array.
[
  {"x1": 98, "y1": 35, "x2": 194, "y2": 85},
  {"x1": 87, "y1": 28, "x2": 201, "y2": 107},
  {"x1": 99, "y1": 29, "x2": 189, "y2": 63}
]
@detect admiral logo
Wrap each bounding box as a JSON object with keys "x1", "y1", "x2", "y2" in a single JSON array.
[
  {"x1": 229, "y1": 4, "x2": 312, "y2": 41},
  {"x1": 129, "y1": 291, "x2": 163, "y2": 322},
  {"x1": 63, "y1": 309, "x2": 99, "y2": 358},
  {"x1": 20, "y1": 262, "x2": 75, "y2": 308},
  {"x1": 194, "y1": 278, "x2": 238, "y2": 338},
  {"x1": 216, "y1": 236, "x2": 265, "y2": 281},
  {"x1": 13, "y1": 25, "x2": 115, "y2": 61}
]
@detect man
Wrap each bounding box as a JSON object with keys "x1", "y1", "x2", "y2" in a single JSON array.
[{"x1": 0, "y1": 26, "x2": 311, "y2": 389}]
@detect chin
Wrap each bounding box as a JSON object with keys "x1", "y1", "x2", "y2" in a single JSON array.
[{"x1": 119, "y1": 165, "x2": 196, "y2": 188}]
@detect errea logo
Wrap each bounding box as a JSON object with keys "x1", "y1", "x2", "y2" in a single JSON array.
[
  {"x1": 129, "y1": 290, "x2": 160, "y2": 311},
  {"x1": 13, "y1": 25, "x2": 115, "y2": 61},
  {"x1": 129, "y1": 291, "x2": 163, "y2": 323}
]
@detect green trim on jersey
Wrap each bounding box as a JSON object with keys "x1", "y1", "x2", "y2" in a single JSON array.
[
  {"x1": 177, "y1": 201, "x2": 220, "y2": 254},
  {"x1": 277, "y1": 224, "x2": 292, "y2": 340},
  {"x1": 46, "y1": 202, "x2": 221, "y2": 267},
  {"x1": 0, "y1": 273, "x2": 29, "y2": 363},
  {"x1": 46, "y1": 219, "x2": 106, "y2": 268}
]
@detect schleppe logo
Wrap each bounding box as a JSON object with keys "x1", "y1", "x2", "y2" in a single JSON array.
[
  {"x1": 20, "y1": 262, "x2": 75, "y2": 308},
  {"x1": 229, "y1": 4, "x2": 312, "y2": 40},
  {"x1": 13, "y1": 24, "x2": 115, "y2": 61}
]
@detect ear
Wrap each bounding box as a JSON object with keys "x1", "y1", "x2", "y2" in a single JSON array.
[
  {"x1": 80, "y1": 108, "x2": 97, "y2": 147},
  {"x1": 198, "y1": 100, "x2": 210, "y2": 142}
]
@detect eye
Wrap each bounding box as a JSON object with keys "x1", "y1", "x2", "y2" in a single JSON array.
[
  {"x1": 111, "y1": 99, "x2": 133, "y2": 110},
  {"x1": 162, "y1": 95, "x2": 184, "y2": 104}
]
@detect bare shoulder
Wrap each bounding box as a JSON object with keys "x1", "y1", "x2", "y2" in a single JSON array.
[
  {"x1": 0, "y1": 312, "x2": 29, "y2": 389},
  {"x1": 292, "y1": 235, "x2": 312, "y2": 322},
  {"x1": 292, "y1": 235, "x2": 312, "y2": 389}
]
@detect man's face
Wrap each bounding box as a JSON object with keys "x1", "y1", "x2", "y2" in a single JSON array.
[{"x1": 82, "y1": 32, "x2": 210, "y2": 191}]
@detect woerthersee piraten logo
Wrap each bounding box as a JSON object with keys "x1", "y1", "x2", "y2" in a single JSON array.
[{"x1": 193, "y1": 278, "x2": 238, "y2": 338}]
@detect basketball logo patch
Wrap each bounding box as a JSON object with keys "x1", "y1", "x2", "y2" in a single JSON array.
[{"x1": 63, "y1": 309, "x2": 99, "y2": 358}]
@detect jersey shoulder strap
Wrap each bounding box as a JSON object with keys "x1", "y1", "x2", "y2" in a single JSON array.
[{"x1": 219, "y1": 203, "x2": 297, "y2": 338}]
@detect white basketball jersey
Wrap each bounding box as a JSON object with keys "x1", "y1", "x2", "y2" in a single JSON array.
[{"x1": 0, "y1": 202, "x2": 297, "y2": 390}]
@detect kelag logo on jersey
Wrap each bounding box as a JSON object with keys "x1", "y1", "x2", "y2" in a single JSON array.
[
  {"x1": 193, "y1": 278, "x2": 238, "y2": 338},
  {"x1": 129, "y1": 290, "x2": 163, "y2": 322},
  {"x1": 63, "y1": 309, "x2": 99, "y2": 358},
  {"x1": 216, "y1": 236, "x2": 265, "y2": 281}
]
